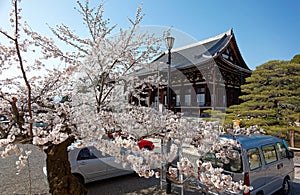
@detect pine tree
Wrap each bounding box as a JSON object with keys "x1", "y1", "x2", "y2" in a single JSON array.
[{"x1": 225, "y1": 56, "x2": 300, "y2": 135}]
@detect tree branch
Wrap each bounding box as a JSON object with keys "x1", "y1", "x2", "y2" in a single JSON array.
[{"x1": 13, "y1": 0, "x2": 33, "y2": 137}]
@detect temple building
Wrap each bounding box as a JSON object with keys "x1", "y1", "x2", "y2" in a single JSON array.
[{"x1": 132, "y1": 29, "x2": 252, "y2": 117}]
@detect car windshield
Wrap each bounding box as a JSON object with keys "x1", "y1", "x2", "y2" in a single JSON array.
[{"x1": 203, "y1": 149, "x2": 243, "y2": 173}]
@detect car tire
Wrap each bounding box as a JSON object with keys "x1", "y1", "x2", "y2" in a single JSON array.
[
  {"x1": 73, "y1": 173, "x2": 84, "y2": 184},
  {"x1": 281, "y1": 177, "x2": 290, "y2": 195}
]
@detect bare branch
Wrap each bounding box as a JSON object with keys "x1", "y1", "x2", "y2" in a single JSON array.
[
  {"x1": 0, "y1": 30, "x2": 15, "y2": 40},
  {"x1": 13, "y1": 0, "x2": 33, "y2": 137}
]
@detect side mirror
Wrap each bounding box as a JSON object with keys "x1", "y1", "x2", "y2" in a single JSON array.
[{"x1": 286, "y1": 150, "x2": 294, "y2": 159}]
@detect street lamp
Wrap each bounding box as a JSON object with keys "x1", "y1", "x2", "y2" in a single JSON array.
[
  {"x1": 164, "y1": 36, "x2": 174, "y2": 194},
  {"x1": 165, "y1": 36, "x2": 175, "y2": 110}
]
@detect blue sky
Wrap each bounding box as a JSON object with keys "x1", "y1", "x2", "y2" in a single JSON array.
[{"x1": 1, "y1": 0, "x2": 299, "y2": 70}]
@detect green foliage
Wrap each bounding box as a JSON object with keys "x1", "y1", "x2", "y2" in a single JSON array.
[
  {"x1": 291, "y1": 54, "x2": 300, "y2": 64},
  {"x1": 225, "y1": 58, "x2": 300, "y2": 134}
]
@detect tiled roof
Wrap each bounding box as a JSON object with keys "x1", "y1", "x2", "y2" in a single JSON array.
[{"x1": 135, "y1": 29, "x2": 249, "y2": 75}]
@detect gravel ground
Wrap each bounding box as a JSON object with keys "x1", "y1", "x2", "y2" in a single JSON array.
[
  {"x1": 0, "y1": 145, "x2": 299, "y2": 195},
  {"x1": 0, "y1": 145, "x2": 49, "y2": 195}
]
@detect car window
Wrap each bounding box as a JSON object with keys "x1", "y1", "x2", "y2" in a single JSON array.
[
  {"x1": 77, "y1": 147, "x2": 97, "y2": 160},
  {"x1": 247, "y1": 148, "x2": 262, "y2": 170},
  {"x1": 203, "y1": 150, "x2": 242, "y2": 173},
  {"x1": 276, "y1": 142, "x2": 287, "y2": 159},
  {"x1": 262, "y1": 145, "x2": 278, "y2": 164},
  {"x1": 89, "y1": 146, "x2": 110, "y2": 157}
]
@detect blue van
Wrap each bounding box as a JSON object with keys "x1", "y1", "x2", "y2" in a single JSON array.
[{"x1": 203, "y1": 134, "x2": 295, "y2": 195}]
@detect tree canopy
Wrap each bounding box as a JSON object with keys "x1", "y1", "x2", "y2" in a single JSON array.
[
  {"x1": 225, "y1": 56, "x2": 300, "y2": 134},
  {"x1": 291, "y1": 54, "x2": 300, "y2": 64},
  {"x1": 0, "y1": 1, "x2": 254, "y2": 194}
]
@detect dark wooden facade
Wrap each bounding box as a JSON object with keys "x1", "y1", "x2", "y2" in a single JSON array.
[{"x1": 133, "y1": 29, "x2": 252, "y2": 117}]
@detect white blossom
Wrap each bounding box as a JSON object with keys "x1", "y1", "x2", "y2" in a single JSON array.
[{"x1": 0, "y1": 1, "x2": 257, "y2": 193}]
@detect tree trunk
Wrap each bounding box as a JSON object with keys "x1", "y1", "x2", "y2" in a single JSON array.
[
  {"x1": 289, "y1": 130, "x2": 295, "y2": 147},
  {"x1": 45, "y1": 136, "x2": 87, "y2": 195}
]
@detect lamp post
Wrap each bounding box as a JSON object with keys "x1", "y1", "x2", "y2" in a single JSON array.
[
  {"x1": 165, "y1": 36, "x2": 175, "y2": 110},
  {"x1": 164, "y1": 36, "x2": 174, "y2": 194}
]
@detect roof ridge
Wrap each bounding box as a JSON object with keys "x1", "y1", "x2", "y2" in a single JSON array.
[{"x1": 168, "y1": 28, "x2": 233, "y2": 54}]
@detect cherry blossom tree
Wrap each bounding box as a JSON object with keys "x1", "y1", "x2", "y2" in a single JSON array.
[
  {"x1": 52, "y1": 1, "x2": 253, "y2": 193},
  {"x1": 0, "y1": 0, "x2": 85, "y2": 194},
  {"x1": 0, "y1": 0, "x2": 253, "y2": 194}
]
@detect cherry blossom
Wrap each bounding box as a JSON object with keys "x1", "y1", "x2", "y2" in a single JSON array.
[{"x1": 0, "y1": 0, "x2": 256, "y2": 194}]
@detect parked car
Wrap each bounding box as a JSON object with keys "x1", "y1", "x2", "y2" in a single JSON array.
[
  {"x1": 34, "y1": 121, "x2": 48, "y2": 128},
  {"x1": 0, "y1": 114, "x2": 7, "y2": 121},
  {"x1": 0, "y1": 114, "x2": 9, "y2": 125},
  {"x1": 202, "y1": 134, "x2": 295, "y2": 195},
  {"x1": 69, "y1": 146, "x2": 133, "y2": 184}
]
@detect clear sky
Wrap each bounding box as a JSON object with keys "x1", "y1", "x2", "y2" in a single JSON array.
[{"x1": 1, "y1": 0, "x2": 300, "y2": 70}]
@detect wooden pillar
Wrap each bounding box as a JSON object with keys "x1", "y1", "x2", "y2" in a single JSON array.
[
  {"x1": 148, "y1": 89, "x2": 151, "y2": 107},
  {"x1": 212, "y1": 66, "x2": 216, "y2": 110}
]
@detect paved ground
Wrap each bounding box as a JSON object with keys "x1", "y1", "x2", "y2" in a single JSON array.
[
  {"x1": 86, "y1": 165, "x2": 300, "y2": 195},
  {"x1": 0, "y1": 145, "x2": 49, "y2": 195},
  {"x1": 295, "y1": 160, "x2": 300, "y2": 180},
  {"x1": 86, "y1": 174, "x2": 202, "y2": 195},
  {"x1": 0, "y1": 145, "x2": 299, "y2": 195}
]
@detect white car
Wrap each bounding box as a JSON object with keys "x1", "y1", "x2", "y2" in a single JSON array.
[{"x1": 69, "y1": 146, "x2": 133, "y2": 184}]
